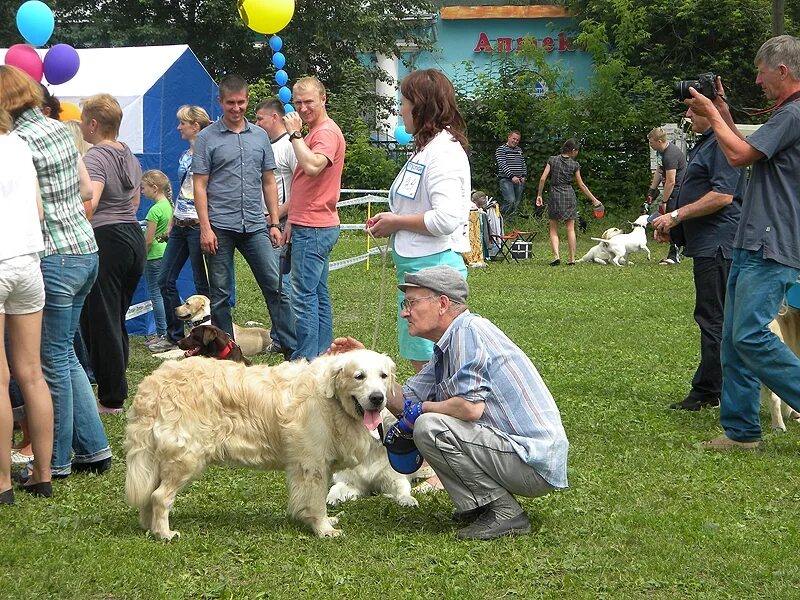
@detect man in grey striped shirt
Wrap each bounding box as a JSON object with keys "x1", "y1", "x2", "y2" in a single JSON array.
[
  {"x1": 495, "y1": 131, "x2": 528, "y2": 218},
  {"x1": 331, "y1": 265, "x2": 568, "y2": 540}
]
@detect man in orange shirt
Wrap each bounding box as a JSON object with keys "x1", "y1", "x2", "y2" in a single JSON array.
[{"x1": 282, "y1": 77, "x2": 346, "y2": 360}]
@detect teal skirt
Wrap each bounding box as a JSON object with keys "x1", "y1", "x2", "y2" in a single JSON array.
[{"x1": 392, "y1": 249, "x2": 467, "y2": 361}]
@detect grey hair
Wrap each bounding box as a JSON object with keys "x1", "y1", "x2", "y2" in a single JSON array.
[{"x1": 754, "y1": 35, "x2": 800, "y2": 78}]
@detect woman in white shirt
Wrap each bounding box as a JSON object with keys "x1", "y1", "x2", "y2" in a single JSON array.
[
  {"x1": 367, "y1": 69, "x2": 471, "y2": 373},
  {"x1": 0, "y1": 107, "x2": 53, "y2": 502}
]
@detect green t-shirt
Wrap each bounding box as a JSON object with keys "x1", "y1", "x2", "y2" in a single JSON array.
[{"x1": 145, "y1": 199, "x2": 173, "y2": 260}]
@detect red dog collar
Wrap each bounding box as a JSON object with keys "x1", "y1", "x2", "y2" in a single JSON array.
[{"x1": 218, "y1": 339, "x2": 235, "y2": 359}]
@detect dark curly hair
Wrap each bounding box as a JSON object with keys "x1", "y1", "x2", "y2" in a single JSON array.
[{"x1": 400, "y1": 69, "x2": 469, "y2": 152}]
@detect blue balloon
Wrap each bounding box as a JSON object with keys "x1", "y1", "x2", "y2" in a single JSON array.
[
  {"x1": 284, "y1": 104, "x2": 294, "y2": 113},
  {"x1": 275, "y1": 69, "x2": 289, "y2": 87},
  {"x1": 394, "y1": 124, "x2": 413, "y2": 145},
  {"x1": 278, "y1": 86, "x2": 292, "y2": 104},
  {"x1": 16, "y1": 0, "x2": 54, "y2": 47},
  {"x1": 272, "y1": 52, "x2": 286, "y2": 69},
  {"x1": 269, "y1": 36, "x2": 283, "y2": 52}
]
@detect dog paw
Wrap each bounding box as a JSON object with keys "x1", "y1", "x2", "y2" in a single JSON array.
[
  {"x1": 326, "y1": 486, "x2": 357, "y2": 506},
  {"x1": 396, "y1": 495, "x2": 419, "y2": 508},
  {"x1": 772, "y1": 425, "x2": 787, "y2": 433},
  {"x1": 152, "y1": 529, "x2": 181, "y2": 541}
]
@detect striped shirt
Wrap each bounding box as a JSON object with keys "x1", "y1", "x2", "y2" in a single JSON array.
[
  {"x1": 13, "y1": 109, "x2": 97, "y2": 257},
  {"x1": 403, "y1": 311, "x2": 569, "y2": 488},
  {"x1": 495, "y1": 144, "x2": 527, "y2": 179}
]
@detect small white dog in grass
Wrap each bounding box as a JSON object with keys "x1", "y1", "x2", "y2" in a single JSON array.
[
  {"x1": 578, "y1": 227, "x2": 624, "y2": 264},
  {"x1": 590, "y1": 215, "x2": 651, "y2": 266}
]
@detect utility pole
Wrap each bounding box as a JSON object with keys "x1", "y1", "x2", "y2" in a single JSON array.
[{"x1": 772, "y1": 0, "x2": 784, "y2": 36}]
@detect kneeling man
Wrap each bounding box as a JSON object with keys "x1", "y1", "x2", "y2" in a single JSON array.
[{"x1": 331, "y1": 265, "x2": 568, "y2": 540}]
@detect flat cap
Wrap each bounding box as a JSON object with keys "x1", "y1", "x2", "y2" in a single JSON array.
[{"x1": 398, "y1": 265, "x2": 468, "y2": 304}]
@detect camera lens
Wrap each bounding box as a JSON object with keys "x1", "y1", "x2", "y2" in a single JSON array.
[{"x1": 673, "y1": 80, "x2": 699, "y2": 101}]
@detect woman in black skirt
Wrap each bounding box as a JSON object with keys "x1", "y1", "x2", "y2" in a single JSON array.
[{"x1": 536, "y1": 139, "x2": 603, "y2": 265}]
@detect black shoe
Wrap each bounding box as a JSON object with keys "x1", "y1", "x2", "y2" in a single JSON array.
[
  {"x1": 18, "y1": 481, "x2": 52, "y2": 498},
  {"x1": 456, "y1": 509, "x2": 531, "y2": 540},
  {"x1": 0, "y1": 488, "x2": 14, "y2": 505},
  {"x1": 452, "y1": 505, "x2": 489, "y2": 524},
  {"x1": 549, "y1": 259, "x2": 561, "y2": 266},
  {"x1": 71, "y1": 457, "x2": 112, "y2": 475},
  {"x1": 12, "y1": 468, "x2": 68, "y2": 484},
  {"x1": 669, "y1": 398, "x2": 720, "y2": 411}
]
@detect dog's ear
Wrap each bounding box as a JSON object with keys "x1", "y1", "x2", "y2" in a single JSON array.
[
  {"x1": 202, "y1": 326, "x2": 218, "y2": 346},
  {"x1": 323, "y1": 356, "x2": 344, "y2": 398}
]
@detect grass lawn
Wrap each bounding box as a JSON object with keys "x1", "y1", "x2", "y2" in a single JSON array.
[{"x1": 2, "y1": 221, "x2": 799, "y2": 599}]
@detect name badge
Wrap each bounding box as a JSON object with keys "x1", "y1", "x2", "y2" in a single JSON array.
[{"x1": 395, "y1": 161, "x2": 425, "y2": 200}]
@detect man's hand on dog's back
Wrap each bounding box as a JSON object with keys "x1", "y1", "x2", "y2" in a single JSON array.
[{"x1": 326, "y1": 337, "x2": 365, "y2": 354}]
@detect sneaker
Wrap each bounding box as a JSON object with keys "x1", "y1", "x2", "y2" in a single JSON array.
[
  {"x1": 149, "y1": 338, "x2": 178, "y2": 353},
  {"x1": 11, "y1": 450, "x2": 34, "y2": 466},
  {"x1": 669, "y1": 398, "x2": 719, "y2": 411},
  {"x1": 265, "y1": 340, "x2": 283, "y2": 354},
  {"x1": 695, "y1": 434, "x2": 761, "y2": 451},
  {"x1": 456, "y1": 509, "x2": 531, "y2": 540},
  {"x1": 143, "y1": 335, "x2": 164, "y2": 348},
  {"x1": 72, "y1": 456, "x2": 112, "y2": 475}
]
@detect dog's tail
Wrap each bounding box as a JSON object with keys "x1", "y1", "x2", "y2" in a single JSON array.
[
  {"x1": 590, "y1": 237, "x2": 610, "y2": 246},
  {"x1": 124, "y1": 406, "x2": 160, "y2": 510}
]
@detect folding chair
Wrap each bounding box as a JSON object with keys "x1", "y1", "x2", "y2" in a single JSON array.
[{"x1": 489, "y1": 231, "x2": 520, "y2": 263}]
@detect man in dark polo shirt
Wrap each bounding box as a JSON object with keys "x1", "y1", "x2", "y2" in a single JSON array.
[
  {"x1": 652, "y1": 106, "x2": 745, "y2": 412},
  {"x1": 647, "y1": 127, "x2": 687, "y2": 264},
  {"x1": 684, "y1": 35, "x2": 800, "y2": 450},
  {"x1": 193, "y1": 74, "x2": 296, "y2": 358}
]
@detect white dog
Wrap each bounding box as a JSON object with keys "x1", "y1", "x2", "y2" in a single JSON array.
[
  {"x1": 578, "y1": 227, "x2": 624, "y2": 264},
  {"x1": 125, "y1": 350, "x2": 396, "y2": 540},
  {"x1": 590, "y1": 215, "x2": 651, "y2": 266},
  {"x1": 761, "y1": 310, "x2": 800, "y2": 432},
  {"x1": 327, "y1": 409, "x2": 418, "y2": 508}
]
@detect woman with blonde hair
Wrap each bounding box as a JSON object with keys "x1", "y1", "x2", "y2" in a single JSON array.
[
  {"x1": 151, "y1": 105, "x2": 212, "y2": 352},
  {"x1": 0, "y1": 65, "x2": 110, "y2": 481},
  {"x1": 79, "y1": 92, "x2": 146, "y2": 416}
]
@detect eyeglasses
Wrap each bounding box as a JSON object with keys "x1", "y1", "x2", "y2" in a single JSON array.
[{"x1": 401, "y1": 295, "x2": 436, "y2": 311}]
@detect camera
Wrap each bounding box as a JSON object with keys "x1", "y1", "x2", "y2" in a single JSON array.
[{"x1": 673, "y1": 72, "x2": 717, "y2": 101}]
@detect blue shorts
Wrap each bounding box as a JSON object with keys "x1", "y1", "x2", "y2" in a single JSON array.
[{"x1": 392, "y1": 249, "x2": 467, "y2": 361}]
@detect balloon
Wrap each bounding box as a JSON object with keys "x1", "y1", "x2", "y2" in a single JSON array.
[
  {"x1": 394, "y1": 124, "x2": 413, "y2": 145},
  {"x1": 16, "y1": 0, "x2": 54, "y2": 47},
  {"x1": 278, "y1": 86, "x2": 291, "y2": 104},
  {"x1": 238, "y1": 0, "x2": 295, "y2": 35},
  {"x1": 275, "y1": 69, "x2": 288, "y2": 86},
  {"x1": 58, "y1": 101, "x2": 81, "y2": 122},
  {"x1": 271, "y1": 52, "x2": 286, "y2": 69},
  {"x1": 284, "y1": 104, "x2": 294, "y2": 113},
  {"x1": 269, "y1": 35, "x2": 283, "y2": 52},
  {"x1": 4, "y1": 44, "x2": 43, "y2": 82},
  {"x1": 43, "y1": 44, "x2": 80, "y2": 85}
]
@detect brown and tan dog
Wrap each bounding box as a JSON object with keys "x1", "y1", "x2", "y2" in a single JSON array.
[
  {"x1": 762, "y1": 306, "x2": 800, "y2": 431},
  {"x1": 177, "y1": 324, "x2": 250, "y2": 366}
]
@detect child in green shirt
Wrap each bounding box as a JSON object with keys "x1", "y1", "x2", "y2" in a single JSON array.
[{"x1": 141, "y1": 170, "x2": 174, "y2": 342}]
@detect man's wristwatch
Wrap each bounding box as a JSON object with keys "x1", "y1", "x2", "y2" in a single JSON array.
[
  {"x1": 269, "y1": 223, "x2": 282, "y2": 231},
  {"x1": 670, "y1": 209, "x2": 680, "y2": 223},
  {"x1": 289, "y1": 131, "x2": 302, "y2": 140}
]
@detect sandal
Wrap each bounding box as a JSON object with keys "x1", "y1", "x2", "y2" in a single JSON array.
[{"x1": 659, "y1": 258, "x2": 676, "y2": 265}]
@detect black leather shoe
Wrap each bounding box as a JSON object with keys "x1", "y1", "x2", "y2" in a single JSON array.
[
  {"x1": 19, "y1": 481, "x2": 52, "y2": 498},
  {"x1": 452, "y1": 505, "x2": 488, "y2": 524},
  {"x1": 0, "y1": 488, "x2": 14, "y2": 505},
  {"x1": 71, "y1": 457, "x2": 112, "y2": 475},
  {"x1": 456, "y1": 509, "x2": 531, "y2": 540},
  {"x1": 669, "y1": 398, "x2": 720, "y2": 411}
]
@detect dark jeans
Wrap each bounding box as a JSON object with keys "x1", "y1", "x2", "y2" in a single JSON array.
[
  {"x1": 205, "y1": 226, "x2": 296, "y2": 353},
  {"x1": 81, "y1": 223, "x2": 146, "y2": 410},
  {"x1": 686, "y1": 250, "x2": 730, "y2": 403},
  {"x1": 158, "y1": 223, "x2": 209, "y2": 343}
]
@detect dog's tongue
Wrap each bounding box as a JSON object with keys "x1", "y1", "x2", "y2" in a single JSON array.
[{"x1": 363, "y1": 409, "x2": 382, "y2": 431}]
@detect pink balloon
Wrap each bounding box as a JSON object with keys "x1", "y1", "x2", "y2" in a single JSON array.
[{"x1": 4, "y1": 44, "x2": 43, "y2": 82}]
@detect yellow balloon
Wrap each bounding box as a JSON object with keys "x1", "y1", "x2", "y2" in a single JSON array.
[
  {"x1": 238, "y1": 0, "x2": 295, "y2": 35},
  {"x1": 59, "y1": 101, "x2": 82, "y2": 122}
]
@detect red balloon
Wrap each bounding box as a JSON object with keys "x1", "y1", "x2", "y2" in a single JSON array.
[{"x1": 4, "y1": 44, "x2": 43, "y2": 82}]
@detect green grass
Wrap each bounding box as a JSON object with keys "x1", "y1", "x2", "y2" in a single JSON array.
[{"x1": 3, "y1": 226, "x2": 800, "y2": 599}]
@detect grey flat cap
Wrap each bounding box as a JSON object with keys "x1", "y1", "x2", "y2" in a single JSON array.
[{"x1": 398, "y1": 265, "x2": 468, "y2": 304}]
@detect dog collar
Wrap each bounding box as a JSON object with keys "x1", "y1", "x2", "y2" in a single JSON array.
[
  {"x1": 218, "y1": 339, "x2": 236, "y2": 359},
  {"x1": 633, "y1": 223, "x2": 646, "y2": 228},
  {"x1": 191, "y1": 315, "x2": 211, "y2": 327}
]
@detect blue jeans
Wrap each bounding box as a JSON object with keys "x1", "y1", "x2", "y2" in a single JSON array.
[
  {"x1": 144, "y1": 258, "x2": 166, "y2": 336},
  {"x1": 158, "y1": 223, "x2": 209, "y2": 343},
  {"x1": 206, "y1": 227, "x2": 296, "y2": 353},
  {"x1": 720, "y1": 248, "x2": 800, "y2": 441},
  {"x1": 499, "y1": 178, "x2": 524, "y2": 217},
  {"x1": 40, "y1": 253, "x2": 110, "y2": 475},
  {"x1": 290, "y1": 225, "x2": 339, "y2": 360}
]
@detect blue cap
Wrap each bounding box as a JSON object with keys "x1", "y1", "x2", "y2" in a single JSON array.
[{"x1": 384, "y1": 429, "x2": 423, "y2": 474}]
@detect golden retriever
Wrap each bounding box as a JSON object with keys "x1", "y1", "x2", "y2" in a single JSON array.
[
  {"x1": 125, "y1": 350, "x2": 395, "y2": 540},
  {"x1": 762, "y1": 308, "x2": 800, "y2": 431}
]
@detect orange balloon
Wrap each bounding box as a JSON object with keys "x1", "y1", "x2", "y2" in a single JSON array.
[{"x1": 58, "y1": 101, "x2": 81, "y2": 122}]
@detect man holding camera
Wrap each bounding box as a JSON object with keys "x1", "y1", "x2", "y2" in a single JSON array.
[
  {"x1": 646, "y1": 128, "x2": 686, "y2": 264},
  {"x1": 329, "y1": 265, "x2": 568, "y2": 540},
  {"x1": 651, "y1": 107, "x2": 745, "y2": 412},
  {"x1": 684, "y1": 35, "x2": 800, "y2": 450}
]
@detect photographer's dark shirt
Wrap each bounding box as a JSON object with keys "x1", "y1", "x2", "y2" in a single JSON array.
[
  {"x1": 735, "y1": 101, "x2": 800, "y2": 268},
  {"x1": 676, "y1": 130, "x2": 744, "y2": 258}
]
